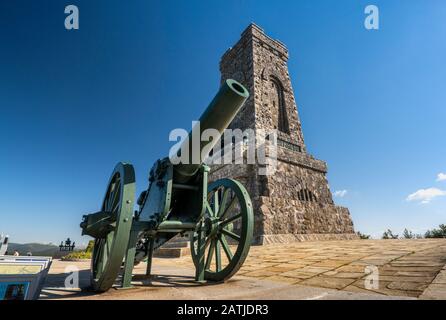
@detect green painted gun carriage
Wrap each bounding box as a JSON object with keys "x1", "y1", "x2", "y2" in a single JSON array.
[{"x1": 80, "y1": 79, "x2": 254, "y2": 292}]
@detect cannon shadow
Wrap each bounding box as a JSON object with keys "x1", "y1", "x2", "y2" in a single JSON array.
[
  {"x1": 129, "y1": 273, "x2": 224, "y2": 289},
  {"x1": 40, "y1": 268, "x2": 224, "y2": 299}
]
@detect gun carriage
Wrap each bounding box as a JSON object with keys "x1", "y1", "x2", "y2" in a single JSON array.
[{"x1": 80, "y1": 79, "x2": 254, "y2": 291}]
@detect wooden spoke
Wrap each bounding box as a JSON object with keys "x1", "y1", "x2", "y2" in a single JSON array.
[
  {"x1": 107, "y1": 191, "x2": 114, "y2": 210},
  {"x1": 220, "y1": 196, "x2": 237, "y2": 219},
  {"x1": 110, "y1": 185, "x2": 121, "y2": 212},
  {"x1": 219, "y1": 234, "x2": 233, "y2": 261},
  {"x1": 205, "y1": 201, "x2": 214, "y2": 217},
  {"x1": 107, "y1": 181, "x2": 117, "y2": 210},
  {"x1": 221, "y1": 228, "x2": 241, "y2": 242},
  {"x1": 112, "y1": 200, "x2": 120, "y2": 214},
  {"x1": 203, "y1": 235, "x2": 212, "y2": 252},
  {"x1": 217, "y1": 188, "x2": 230, "y2": 217},
  {"x1": 213, "y1": 189, "x2": 220, "y2": 217},
  {"x1": 96, "y1": 241, "x2": 105, "y2": 274},
  {"x1": 193, "y1": 234, "x2": 211, "y2": 251},
  {"x1": 207, "y1": 190, "x2": 215, "y2": 202},
  {"x1": 93, "y1": 240, "x2": 102, "y2": 267},
  {"x1": 205, "y1": 239, "x2": 215, "y2": 270},
  {"x1": 220, "y1": 213, "x2": 241, "y2": 227},
  {"x1": 215, "y1": 240, "x2": 221, "y2": 272},
  {"x1": 104, "y1": 197, "x2": 109, "y2": 212},
  {"x1": 102, "y1": 243, "x2": 108, "y2": 271},
  {"x1": 105, "y1": 197, "x2": 111, "y2": 211},
  {"x1": 106, "y1": 232, "x2": 113, "y2": 255}
]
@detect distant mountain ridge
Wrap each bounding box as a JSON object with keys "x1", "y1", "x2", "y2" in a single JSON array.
[{"x1": 7, "y1": 242, "x2": 59, "y2": 256}]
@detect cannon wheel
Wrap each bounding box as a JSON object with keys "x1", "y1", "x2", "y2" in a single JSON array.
[
  {"x1": 91, "y1": 162, "x2": 135, "y2": 292},
  {"x1": 190, "y1": 179, "x2": 253, "y2": 281}
]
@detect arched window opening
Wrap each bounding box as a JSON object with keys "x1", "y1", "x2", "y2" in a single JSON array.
[{"x1": 270, "y1": 77, "x2": 290, "y2": 134}]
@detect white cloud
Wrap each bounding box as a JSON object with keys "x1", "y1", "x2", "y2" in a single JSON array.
[
  {"x1": 436, "y1": 173, "x2": 446, "y2": 182},
  {"x1": 333, "y1": 190, "x2": 348, "y2": 198},
  {"x1": 406, "y1": 187, "x2": 446, "y2": 204}
]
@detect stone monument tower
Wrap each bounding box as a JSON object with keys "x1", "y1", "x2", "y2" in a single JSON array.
[{"x1": 210, "y1": 23, "x2": 357, "y2": 244}]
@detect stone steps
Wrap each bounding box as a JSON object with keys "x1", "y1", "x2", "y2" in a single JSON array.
[
  {"x1": 161, "y1": 240, "x2": 189, "y2": 249},
  {"x1": 154, "y1": 247, "x2": 191, "y2": 258},
  {"x1": 154, "y1": 235, "x2": 191, "y2": 258}
]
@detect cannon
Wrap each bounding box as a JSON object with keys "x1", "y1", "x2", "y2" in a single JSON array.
[{"x1": 80, "y1": 79, "x2": 253, "y2": 291}]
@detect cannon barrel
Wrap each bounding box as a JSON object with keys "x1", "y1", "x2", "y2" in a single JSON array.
[{"x1": 173, "y1": 79, "x2": 249, "y2": 182}]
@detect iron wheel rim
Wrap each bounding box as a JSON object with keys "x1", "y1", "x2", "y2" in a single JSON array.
[
  {"x1": 190, "y1": 178, "x2": 253, "y2": 281},
  {"x1": 91, "y1": 162, "x2": 135, "y2": 291}
]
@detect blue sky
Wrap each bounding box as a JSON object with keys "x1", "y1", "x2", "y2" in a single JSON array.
[{"x1": 0, "y1": 0, "x2": 445, "y2": 245}]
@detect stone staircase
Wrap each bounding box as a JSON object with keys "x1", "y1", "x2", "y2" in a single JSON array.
[{"x1": 154, "y1": 235, "x2": 191, "y2": 258}]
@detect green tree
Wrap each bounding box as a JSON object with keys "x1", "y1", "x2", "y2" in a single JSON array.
[
  {"x1": 382, "y1": 229, "x2": 398, "y2": 239},
  {"x1": 402, "y1": 228, "x2": 414, "y2": 239},
  {"x1": 425, "y1": 224, "x2": 446, "y2": 238}
]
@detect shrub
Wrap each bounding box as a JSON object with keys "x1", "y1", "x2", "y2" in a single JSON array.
[
  {"x1": 61, "y1": 241, "x2": 94, "y2": 261},
  {"x1": 61, "y1": 250, "x2": 92, "y2": 261},
  {"x1": 356, "y1": 231, "x2": 370, "y2": 239},
  {"x1": 425, "y1": 224, "x2": 446, "y2": 238}
]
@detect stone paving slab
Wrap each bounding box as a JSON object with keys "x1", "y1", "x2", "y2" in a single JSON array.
[
  {"x1": 419, "y1": 263, "x2": 446, "y2": 299},
  {"x1": 420, "y1": 284, "x2": 446, "y2": 299}
]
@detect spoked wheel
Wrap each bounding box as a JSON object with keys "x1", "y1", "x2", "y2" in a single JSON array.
[
  {"x1": 191, "y1": 179, "x2": 253, "y2": 281},
  {"x1": 91, "y1": 162, "x2": 135, "y2": 292}
]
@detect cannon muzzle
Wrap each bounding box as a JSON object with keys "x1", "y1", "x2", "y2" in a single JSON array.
[{"x1": 173, "y1": 79, "x2": 249, "y2": 182}]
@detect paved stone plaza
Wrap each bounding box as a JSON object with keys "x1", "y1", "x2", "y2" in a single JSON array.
[
  {"x1": 155, "y1": 239, "x2": 446, "y2": 299},
  {"x1": 42, "y1": 239, "x2": 446, "y2": 299}
]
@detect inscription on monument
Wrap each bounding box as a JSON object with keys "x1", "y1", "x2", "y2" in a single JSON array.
[{"x1": 277, "y1": 138, "x2": 301, "y2": 152}]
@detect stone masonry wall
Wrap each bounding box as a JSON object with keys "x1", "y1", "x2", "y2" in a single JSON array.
[{"x1": 213, "y1": 23, "x2": 357, "y2": 244}]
